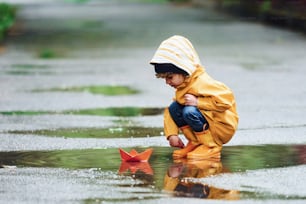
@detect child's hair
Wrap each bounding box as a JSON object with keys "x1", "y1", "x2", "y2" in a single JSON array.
[
  {"x1": 155, "y1": 72, "x2": 189, "y2": 79},
  {"x1": 153, "y1": 63, "x2": 189, "y2": 77},
  {"x1": 155, "y1": 72, "x2": 173, "y2": 78}
]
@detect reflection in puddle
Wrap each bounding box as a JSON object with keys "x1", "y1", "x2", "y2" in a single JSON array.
[
  {"x1": 119, "y1": 161, "x2": 153, "y2": 175},
  {"x1": 11, "y1": 64, "x2": 49, "y2": 69},
  {"x1": 0, "y1": 107, "x2": 164, "y2": 116},
  {"x1": 64, "y1": 107, "x2": 164, "y2": 116},
  {"x1": 222, "y1": 144, "x2": 304, "y2": 171},
  {"x1": 8, "y1": 126, "x2": 163, "y2": 138},
  {"x1": 1, "y1": 145, "x2": 305, "y2": 171},
  {"x1": 1, "y1": 145, "x2": 305, "y2": 201},
  {"x1": 4, "y1": 64, "x2": 52, "y2": 75},
  {"x1": 32, "y1": 85, "x2": 139, "y2": 96},
  {"x1": 164, "y1": 159, "x2": 239, "y2": 200}
]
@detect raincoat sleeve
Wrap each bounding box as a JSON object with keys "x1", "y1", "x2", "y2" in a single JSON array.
[
  {"x1": 197, "y1": 85, "x2": 235, "y2": 112},
  {"x1": 164, "y1": 107, "x2": 179, "y2": 139}
]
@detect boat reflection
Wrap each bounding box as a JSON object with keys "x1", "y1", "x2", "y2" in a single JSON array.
[{"x1": 118, "y1": 161, "x2": 153, "y2": 175}]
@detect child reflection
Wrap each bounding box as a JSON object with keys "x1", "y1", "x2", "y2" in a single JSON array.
[{"x1": 164, "y1": 159, "x2": 239, "y2": 200}]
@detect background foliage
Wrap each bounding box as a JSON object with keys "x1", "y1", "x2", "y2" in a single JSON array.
[{"x1": 0, "y1": 3, "x2": 16, "y2": 42}]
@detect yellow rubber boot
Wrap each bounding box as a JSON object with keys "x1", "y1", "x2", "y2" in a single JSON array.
[
  {"x1": 187, "y1": 129, "x2": 222, "y2": 161},
  {"x1": 173, "y1": 126, "x2": 200, "y2": 159}
]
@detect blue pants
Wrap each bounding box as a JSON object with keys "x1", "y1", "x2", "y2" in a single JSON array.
[{"x1": 168, "y1": 101, "x2": 209, "y2": 132}]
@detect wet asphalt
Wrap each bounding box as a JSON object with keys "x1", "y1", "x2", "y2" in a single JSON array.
[{"x1": 0, "y1": 0, "x2": 306, "y2": 203}]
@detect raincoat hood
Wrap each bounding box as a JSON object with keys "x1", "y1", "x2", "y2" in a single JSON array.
[{"x1": 150, "y1": 35, "x2": 203, "y2": 76}]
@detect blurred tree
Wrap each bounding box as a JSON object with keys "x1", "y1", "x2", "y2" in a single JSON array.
[
  {"x1": 214, "y1": 0, "x2": 306, "y2": 32},
  {"x1": 0, "y1": 3, "x2": 15, "y2": 42}
]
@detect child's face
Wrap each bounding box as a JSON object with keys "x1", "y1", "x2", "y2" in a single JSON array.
[{"x1": 165, "y1": 73, "x2": 185, "y2": 88}]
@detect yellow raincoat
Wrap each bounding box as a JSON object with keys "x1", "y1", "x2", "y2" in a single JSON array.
[{"x1": 150, "y1": 35, "x2": 238, "y2": 145}]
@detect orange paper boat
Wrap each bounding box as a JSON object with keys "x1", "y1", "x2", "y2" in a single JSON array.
[{"x1": 119, "y1": 148, "x2": 153, "y2": 162}]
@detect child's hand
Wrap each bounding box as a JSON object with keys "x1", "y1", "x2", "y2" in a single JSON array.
[
  {"x1": 168, "y1": 163, "x2": 184, "y2": 178},
  {"x1": 184, "y1": 94, "x2": 198, "y2": 106},
  {"x1": 168, "y1": 135, "x2": 185, "y2": 148}
]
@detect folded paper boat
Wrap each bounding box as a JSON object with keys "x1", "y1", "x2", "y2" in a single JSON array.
[{"x1": 119, "y1": 148, "x2": 153, "y2": 162}]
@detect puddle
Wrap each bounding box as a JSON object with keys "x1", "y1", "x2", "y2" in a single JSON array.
[
  {"x1": 1, "y1": 145, "x2": 304, "y2": 171},
  {"x1": 32, "y1": 85, "x2": 140, "y2": 95},
  {"x1": 0, "y1": 107, "x2": 164, "y2": 116},
  {"x1": 38, "y1": 48, "x2": 59, "y2": 59},
  {"x1": 11, "y1": 64, "x2": 49, "y2": 69},
  {"x1": 0, "y1": 110, "x2": 51, "y2": 116},
  {"x1": 64, "y1": 107, "x2": 164, "y2": 116},
  {"x1": 1, "y1": 145, "x2": 305, "y2": 201},
  {"x1": 221, "y1": 144, "x2": 303, "y2": 172},
  {"x1": 3, "y1": 63, "x2": 52, "y2": 75},
  {"x1": 8, "y1": 126, "x2": 164, "y2": 138}
]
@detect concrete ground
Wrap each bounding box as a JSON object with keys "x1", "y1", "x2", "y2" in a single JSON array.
[{"x1": 0, "y1": 0, "x2": 306, "y2": 203}]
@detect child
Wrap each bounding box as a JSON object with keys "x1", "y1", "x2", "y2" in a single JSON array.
[{"x1": 150, "y1": 35, "x2": 239, "y2": 160}]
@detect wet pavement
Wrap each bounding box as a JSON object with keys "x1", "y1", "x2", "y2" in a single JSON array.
[{"x1": 1, "y1": 0, "x2": 306, "y2": 203}]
